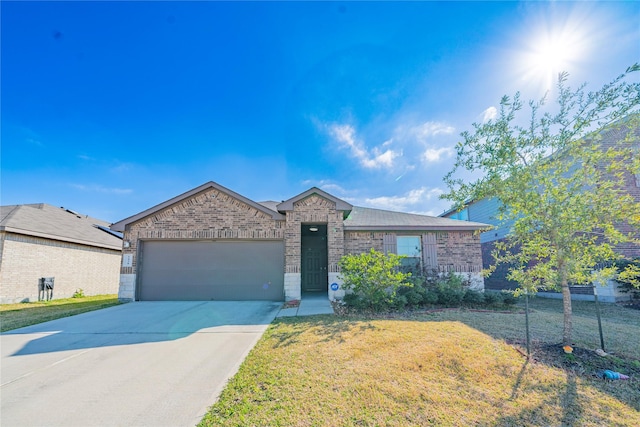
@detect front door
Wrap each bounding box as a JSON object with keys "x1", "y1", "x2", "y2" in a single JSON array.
[{"x1": 301, "y1": 224, "x2": 328, "y2": 292}]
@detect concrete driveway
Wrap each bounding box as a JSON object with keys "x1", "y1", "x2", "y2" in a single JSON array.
[{"x1": 1, "y1": 301, "x2": 281, "y2": 427}]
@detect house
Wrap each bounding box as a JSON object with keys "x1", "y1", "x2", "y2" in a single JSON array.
[
  {"x1": 0, "y1": 204, "x2": 123, "y2": 303},
  {"x1": 110, "y1": 182, "x2": 488, "y2": 302},
  {"x1": 441, "y1": 122, "x2": 640, "y2": 303}
]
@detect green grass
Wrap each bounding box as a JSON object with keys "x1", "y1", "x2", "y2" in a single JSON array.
[
  {"x1": 0, "y1": 295, "x2": 121, "y2": 332},
  {"x1": 201, "y1": 299, "x2": 640, "y2": 426}
]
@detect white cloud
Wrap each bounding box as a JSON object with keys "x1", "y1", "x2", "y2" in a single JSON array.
[
  {"x1": 328, "y1": 123, "x2": 401, "y2": 169},
  {"x1": 481, "y1": 106, "x2": 498, "y2": 123},
  {"x1": 110, "y1": 162, "x2": 135, "y2": 174},
  {"x1": 358, "y1": 186, "x2": 444, "y2": 213},
  {"x1": 71, "y1": 184, "x2": 133, "y2": 195},
  {"x1": 422, "y1": 147, "x2": 454, "y2": 163},
  {"x1": 395, "y1": 121, "x2": 455, "y2": 144}
]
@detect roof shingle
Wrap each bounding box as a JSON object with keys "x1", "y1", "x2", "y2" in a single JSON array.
[
  {"x1": 0, "y1": 204, "x2": 122, "y2": 250},
  {"x1": 343, "y1": 206, "x2": 488, "y2": 231}
]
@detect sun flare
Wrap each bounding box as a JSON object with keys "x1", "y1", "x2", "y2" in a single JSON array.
[{"x1": 515, "y1": 9, "x2": 594, "y2": 95}]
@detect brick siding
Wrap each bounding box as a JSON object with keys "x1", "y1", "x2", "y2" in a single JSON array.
[
  {"x1": 0, "y1": 231, "x2": 121, "y2": 303},
  {"x1": 284, "y1": 194, "x2": 344, "y2": 274},
  {"x1": 435, "y1": 231, "x2": 483, "y2": 271},
  {"x1": 121, "y1": 188, "x2": 285, "y2": 276},
  {"x1": 344, "y1": 231, "x2": 384, "y2": 255},
  {"x1": 344, "y1": 230, "x2": 483, "y2": 273}
]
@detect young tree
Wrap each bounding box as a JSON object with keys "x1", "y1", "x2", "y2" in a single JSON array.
[{"x1": 442, "y1": 66, "x2": 640, "y2": 346}]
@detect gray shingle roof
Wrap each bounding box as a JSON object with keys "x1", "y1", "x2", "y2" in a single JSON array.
[
  {"x1": 0, "y1": 204, "x2": 122, "y2": 250},
  {"x1": 343, "y1": 206, "x2": 489, "y2": 231},
  {"x1": 257, "y1": 201, "x2": 280, "y2": 212}
]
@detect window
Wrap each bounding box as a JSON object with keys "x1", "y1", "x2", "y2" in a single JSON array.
[{"x1": 396, "y1": 236, "x2": 422, "y2": 273}]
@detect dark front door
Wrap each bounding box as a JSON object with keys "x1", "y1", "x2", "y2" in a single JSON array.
[{"x1": 301, "y1": 224, "x2": 328, "y2": 292}]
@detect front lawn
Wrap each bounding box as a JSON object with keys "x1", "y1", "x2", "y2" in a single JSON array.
[
  {"x1": 0, "y1": 295, "x2": 121, "y2": 332},
  {"x1": 201, "y1": 298, "x2": 640, "y2": 426}
]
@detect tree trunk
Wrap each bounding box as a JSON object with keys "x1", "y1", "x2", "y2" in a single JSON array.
[{"x1": 561, "y1": 275, "x2": 573, "y2": 346}]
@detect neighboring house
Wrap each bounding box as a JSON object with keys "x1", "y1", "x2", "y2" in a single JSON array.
[
  {"x1": 110, "y1": 182, "x2": 488, "y2": 302},
  {"x1": 441, "y1": 123, "x2": 640, "y2": 303},
  {"x1": 0, "y1": 204, "x2": 123, "y2": 303}
]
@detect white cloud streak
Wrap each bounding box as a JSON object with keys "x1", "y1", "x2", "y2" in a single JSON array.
[
  {"x1": 359, "y1": 186, "x2": 444, "y2": 213},
  {"x1": 329, "y1": 124, "x2": 401, "y2": 169}
]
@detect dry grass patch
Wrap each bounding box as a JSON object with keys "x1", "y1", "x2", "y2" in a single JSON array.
[
  {"x1": 201, "y1": 313, "x2": 640, "y2": 427},
  {"x1": 0, "y1": 295, "x2": 120, "y2": 332}
]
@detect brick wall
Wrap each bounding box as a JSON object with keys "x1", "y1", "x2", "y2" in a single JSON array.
[
  {"x1": 434, "y1": 231, "x2": 483, "y2": 271},
  {"x1": 284, "y1": 194, "x2": 344, "y2": 274},
  {"x1": 121, "y1": 187, "x2": 285, "y2": 276},
  {"x1": 0, "y1": 231, "x2": 121, "y2": 303},
  {"x1": 343, "y1": 230, "x2": 483, "y2": 273},
  {"x1": 344, "y1": 231, "x2": 384, "y2": 255}
]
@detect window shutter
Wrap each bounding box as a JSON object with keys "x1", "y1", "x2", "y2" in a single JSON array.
[
  {"x1": 383, "y1": 233, "x2": 397, "y2": 255},
  {"x1": 422, "y1": 233, "x2": 438, "y2": 268}
]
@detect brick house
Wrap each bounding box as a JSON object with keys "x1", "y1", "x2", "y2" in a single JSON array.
[
  {"x1": 0, "y1": 204, "x2": 122, "y2": 303},
  {"x1": 111, "y1": 182, "x2": 488, "y2": 302},
  {"x1": 441, "y1": 122, "x2": 640, "y2": 302}
]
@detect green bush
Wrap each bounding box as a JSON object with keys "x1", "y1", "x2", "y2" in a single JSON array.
[
  {"x1": 422, "y1": 289, "x2": 439, "y2": 305},
  {"x1": 73, "y1": 289, "x2": 85, "y2": 298},
  {"x1": 398, "y1": 286, "x2": 424, "y2": 307},
  {"x1": 392, "y1": 294, "x2": 409, "y2": 310},
  {"x1": 436, "y1": 285, "x2": 465, "y2": 306},
  {"x1": 343, "y1": 293, "x2": 367, "y2": 310},
  {"x1": 500, "y1": 290, "x2": 518, "y2": 305},
  {"x1": 615, "y1": 259, "x2": 640, "y2": 299},
  {"x1": 463, "y1": 289, "x2": 485, "y2": 305},
  {"x1": 339, "y1": 249, "x2": 412, "y2": 310},
  {"x1": 483, "y1": 291, "x2": 504, "y2": 306}
]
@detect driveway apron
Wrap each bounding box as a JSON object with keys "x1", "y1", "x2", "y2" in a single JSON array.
[{"x1": 1, "y1": 301, "x2": 281, "y2": 427}]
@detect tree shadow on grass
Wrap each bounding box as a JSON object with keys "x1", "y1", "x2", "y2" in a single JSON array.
[
  {"x1": 561, "y1": 371, "x2": 583, "y2": 426},
  {"x1": 509, "y1": 359, "x2": 529, "y2": 400},
  {"x1": 270, "y1": 315, "x2": 377, "y2": 347}
]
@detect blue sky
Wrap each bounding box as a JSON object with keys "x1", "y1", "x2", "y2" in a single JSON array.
[{"x1": 2, "y1": 1, "x2": 639, "y2": 223}]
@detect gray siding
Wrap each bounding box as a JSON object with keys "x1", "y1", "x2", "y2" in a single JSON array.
[{"x1": 466, "y1": 198, "x2": 513, "y2": 243}]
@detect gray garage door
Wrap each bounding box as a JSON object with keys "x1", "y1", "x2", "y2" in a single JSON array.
[{"x1": 138, "y1": 240, "x2": 284, "y2": 301}]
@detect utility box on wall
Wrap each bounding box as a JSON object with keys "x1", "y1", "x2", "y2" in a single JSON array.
[{"x1": 38, "y1": 277, "x2": 55, "y2": 301}]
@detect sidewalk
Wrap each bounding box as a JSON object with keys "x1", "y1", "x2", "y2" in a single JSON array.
[{"x1": 276, "y1": 294, "x2": 334, "y2": 317}]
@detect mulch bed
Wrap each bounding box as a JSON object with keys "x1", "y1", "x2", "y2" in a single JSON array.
[{"x1": 508, "y1": 340, "x2": 640, "y2": 381}]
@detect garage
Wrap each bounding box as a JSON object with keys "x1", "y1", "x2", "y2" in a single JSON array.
[{"x1": 137, "y1": 240, "x2": 284, "y2": 301}]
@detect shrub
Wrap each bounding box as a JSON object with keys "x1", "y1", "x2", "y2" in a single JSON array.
[
  {"x1": 422, "y1": 289, "x2": 439, "y2": 305},
  {"x1": 615, "y1": 259, "x2": 640, "y2": 299},
  {"x1": 463, "y1": 289, "x2": 485, "y2": 306},
  {"x1": 483, "y1": 291, "x2": 504, "y2": 306},
  {"x1": 500, "y1": 290, "x2": 519, "y2": 305},
  {"x1": 339, "y1": 249, "x2": 412, "y2": 310},
  {"x1": 73, "y1": 289, "x2": 85, "y2": 298},
  {"x1": 392, "y1": 294, "x2": 409, "y2": 310},
  {"x1": 343, "y1": 293, "x2": 367, "y2": 310},
  {"x1": 436, "y1": 285, "x2": 465, "y2": 306}
]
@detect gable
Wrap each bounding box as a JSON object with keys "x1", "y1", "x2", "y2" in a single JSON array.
[
  {"x1": 111, "y1": 181, "x2": 284, "y2": 232},
  {"x1": 277, "y1": 187, "x2": 352, "y2": 212}
]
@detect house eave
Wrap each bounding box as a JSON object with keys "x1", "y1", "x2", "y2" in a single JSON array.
[
  {"x1": 343, "y1": 225, "x2": 489, "y2": 232},
  {"x1": 0, "y1": 226, "x2": 122, "y2": 251}
]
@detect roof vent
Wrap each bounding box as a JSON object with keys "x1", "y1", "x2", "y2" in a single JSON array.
[{"x1": 62, "y1": 207, "x2": 83, "y2": 218}]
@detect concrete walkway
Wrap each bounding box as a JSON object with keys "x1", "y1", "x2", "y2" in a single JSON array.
[{"x1": 276, "y1": 293, "x2": 334, "y2": 317}]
